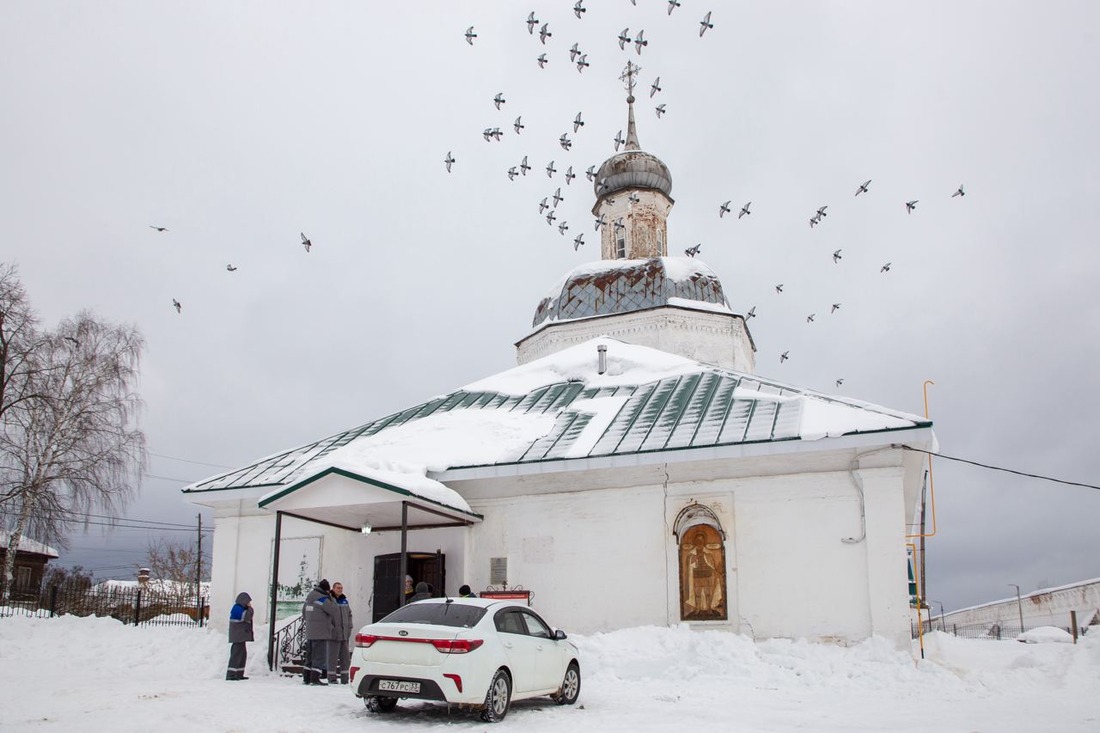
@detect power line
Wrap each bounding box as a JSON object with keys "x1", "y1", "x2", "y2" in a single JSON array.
[
  {"x1": 147, "y1": 450, "x2": 234, "y2": 470},
  {"x1": 895, "y1": 445, "x2": 1100, "y2": 491}
]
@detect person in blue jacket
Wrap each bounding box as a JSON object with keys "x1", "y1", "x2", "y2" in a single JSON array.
[{"x1": 226, "y1": 591, "x2": 253, "y2": 680}]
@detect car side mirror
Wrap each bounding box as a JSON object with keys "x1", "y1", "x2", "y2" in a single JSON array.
[{"x1": 553, "y1": 629, "x2": 568, "y2": 640}]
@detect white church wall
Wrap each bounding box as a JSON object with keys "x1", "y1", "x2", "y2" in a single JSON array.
[{"x1": 466, "y1": 485, "x2": 667, "y2": 634}]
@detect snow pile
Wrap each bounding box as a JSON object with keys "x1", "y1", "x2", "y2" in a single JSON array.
[
  {"x1": 2, "y1": 615, "x2": 1099, "y2": 732},
  {"x1": 1017, "y1": 626, "x2": 1075, "y2": 644}
]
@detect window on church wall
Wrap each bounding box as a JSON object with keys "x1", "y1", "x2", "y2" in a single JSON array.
[
  {"x1": 678, "y1": 523, "x2": 728, "y2": 621},
  {"x1": 615, "y1": 233, "x2": 626, "y2": 259}
]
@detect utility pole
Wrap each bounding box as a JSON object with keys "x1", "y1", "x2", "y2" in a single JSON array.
[
  {"x1": 196, "y1": 513, "x2": 203, "y2": 623},
  {"x1": 1010, "y1": 583, "x2": 1024, "y2": 631}
]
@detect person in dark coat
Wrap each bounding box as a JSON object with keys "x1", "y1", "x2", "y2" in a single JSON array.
[
  {"x1": 226, "y1": 591, "x2": 253, "y2": 680},
  {"x1": 409, "y1": 581, "x2": 432, "y2": 602},
  {"x1": 302, "y1": 579, "x2": 336, "y2": 685},
  {"x1": 459, "y1": 585, "x2": 477, "y2": 598},
  {"x1": 329, "y1": 581, "x2": 354, "y2": 684}
]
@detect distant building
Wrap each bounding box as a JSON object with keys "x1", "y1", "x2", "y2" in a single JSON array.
[
  {"x1": 0, "y1": 530, "x2": 59, "y2": 599},
  {"x1": 184, "y1": 66, "x2": 935, "y2": 649},
  {"x1": 941, "y1": 579, "x2": 1100, "y2": 634}
]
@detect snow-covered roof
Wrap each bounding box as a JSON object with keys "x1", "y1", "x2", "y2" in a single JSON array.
[
  {"x1": 0, "y1": 530, "x2": 59, "y2": 558},
  {"x1": 183, "y1": 338, "x2": 930, "y2": 498}
]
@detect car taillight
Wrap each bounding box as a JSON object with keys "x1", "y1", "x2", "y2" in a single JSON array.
[
  {"x1": 350, "y1": 666, "x2": 359, "y2": 683},
  {"x1": 355, "y1": 633, "x2": 379, "y2": 648},
  {"x1": 431, "y1": 638, "x2": 483, "y2": 654}
]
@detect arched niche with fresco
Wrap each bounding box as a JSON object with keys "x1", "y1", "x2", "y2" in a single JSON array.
[{"x1": 673, "y1": 503, "x2": 728, "y2": 621}]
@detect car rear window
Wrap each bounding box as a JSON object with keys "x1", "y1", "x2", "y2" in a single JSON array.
[{"x1": 380, "y1": 602, "x2": 487, "y2": 628}]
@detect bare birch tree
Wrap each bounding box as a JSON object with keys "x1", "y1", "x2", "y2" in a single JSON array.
[{"x1": 0, "y1": 264, "x2": 146, "y2": 600}]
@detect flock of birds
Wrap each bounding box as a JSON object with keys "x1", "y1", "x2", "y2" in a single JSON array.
[
  {"x1": 440, "y1": 5, "x2": 976, "y2": 383},
  {"x1": 150, "y1": 228, "x2": 313, "y2": 314}
]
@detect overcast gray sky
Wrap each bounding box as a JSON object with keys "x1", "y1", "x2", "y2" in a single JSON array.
[{"x1": 3, "y1": 1, "x2": 1098, "y2": 613}]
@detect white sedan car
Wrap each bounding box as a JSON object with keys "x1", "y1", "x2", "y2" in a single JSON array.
[{"x1": 350, "y1": 597, "x2": 581, "y2": 722}]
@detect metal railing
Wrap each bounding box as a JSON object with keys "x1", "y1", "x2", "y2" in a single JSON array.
[
  {"x1": 270, "y1": 613, "x2": 306, "y2": 673},
  {"x1": 911, "y1": 620, "x2": 1086, "y2": 640},
  {"x1": 1, "y1": 581, "x2": 208, "y2": 627}
]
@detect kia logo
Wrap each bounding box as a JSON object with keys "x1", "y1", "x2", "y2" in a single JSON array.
[{"x1": 398, "y1": 630, "x2": 408, "y2": 636}]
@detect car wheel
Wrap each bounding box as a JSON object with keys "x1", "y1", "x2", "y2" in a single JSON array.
[
  {"x1": 480, "y1": 668, "x2": 512, "y2": 723},
  {"x1": 364, "y1": 695, "x2": 398, "y2": 713},
  {"x1": 553, "y1": 662, "x2": 581, "y2": 705}
]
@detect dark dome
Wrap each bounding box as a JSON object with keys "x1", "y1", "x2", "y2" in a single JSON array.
[
  {"x1": 531, "y1": 257, "x2": 730, "y2": 329},
  {"x1": 594, "y1": 149, "x2": 673, "y2": 200}
]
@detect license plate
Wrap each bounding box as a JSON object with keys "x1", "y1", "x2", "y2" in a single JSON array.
[{"x1": 378, "y1": 679, "x2": 420, "y2": 694}]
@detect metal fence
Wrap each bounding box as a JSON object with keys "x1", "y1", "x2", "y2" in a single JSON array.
[
  {"x1": 0, "y1": 581, "x2": 208, "y2": 627},
  {"x1": 912, "y1": 620, "x2": 1086, "y2": 640}
]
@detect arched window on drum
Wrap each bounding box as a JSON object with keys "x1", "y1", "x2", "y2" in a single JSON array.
[{"x1": 673, "y1": 504, "x2": 728, "y2": 621}]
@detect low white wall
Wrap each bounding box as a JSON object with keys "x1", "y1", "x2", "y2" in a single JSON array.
[{"x1": 943, "y1": 580, "x2": 1100, "y2": 631}]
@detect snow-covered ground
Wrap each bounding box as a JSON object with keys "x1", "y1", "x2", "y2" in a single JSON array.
[{"x1": 2, "y1": 615, "x2": 1098, "y2": 732}]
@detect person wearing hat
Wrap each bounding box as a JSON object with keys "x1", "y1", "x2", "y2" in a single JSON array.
[
  {"x1": 225, "y1": 591, "x2": 253, "y2": 680},
  {"x1": 458, "y1": 585, "x2": 477, "y2": 598},
  {"x1": 409, "y1": 581, "x2": 432, "y2": 602},
  {"x1": 302, "y1": 579, "x2": 337, "y2": 685}
]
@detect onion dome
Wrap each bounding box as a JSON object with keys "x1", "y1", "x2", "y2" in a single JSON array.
[{"x1": 593, "y1": 71, "x2": 673, "y2": 201}]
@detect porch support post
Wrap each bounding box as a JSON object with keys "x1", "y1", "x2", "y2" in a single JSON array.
[
  {"x1": 398, "y1": 501, "x2": 409, "y2": 607},
  {"x1": 267, "y1": 510, "x2": 284, "y2": 671}
]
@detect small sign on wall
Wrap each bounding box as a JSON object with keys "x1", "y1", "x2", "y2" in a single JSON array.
[
  {"x1": 490, "y1": 557, "x2": 508, "y2": 586},
  {"x1": 480, "y1": 590, "x2": 532, "y2": 606}
]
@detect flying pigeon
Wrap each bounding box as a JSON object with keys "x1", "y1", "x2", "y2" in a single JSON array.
[
  {"x1": 906, "y1": 200, "x2": 918, "y2": 213},
  {"x1": 881, "y1": 262, "x2": 892, "y2": 273},
  {"x1": 465, "y1": 26, "x2": 477, "y2": 45},
  {"x1": 586, "y1": 165, "x2": 597, "y2": 182},
  {"x1": 775, "y1": 283, "x2": 784, "y2": 294},
  {"x1": 655, "y1": 103, "x2": 666, "y2": 118},
  {"x1": 490, "y1": 127, "x2": 503, "y2": 141},
  {"x1": 574, "y1": 234, "x2": 585, "y2": 250},
  {"x1": 594, "y1": 213, "x2": 606, "y2": 231},
  {"x1": 507, "y1": 166, "x2": 518, "y2": 181},
  {"x1": 668, "y1": 0, "x2": 681, "y2": 15},
  {"x1": 226, "y1": 264, "x2": 237, "y2": 272},
  {"x1": 816, "y1": 205, "x2": 828, "y2": 218},
  {"x1": 699, "y1": 11, "x2": 714, "y2": 36},
  {"x1": 546, "y1": 211, "x2": 557, "y2": 225},
  {"x1": 746, "y1": 306, "x2": 756, "y2": 319},
  {"x1": 526, "y1": 12, "x2": 538, "y2": 34},
  {"x1": 514, "y1": 116, "x2": 524, "y2": 134},
  {"x1": 539, "y1": 22, "x2": 552, "y2": 44},
  {"x1": 831, "y1": 303, "x2": 841, "y2": 313},
  {"x1": 719, "y1": 200, "x2": 731, "y2": 217},
  {"x1": 855, "y1": 179, "x2": 872, "y2": 196},
  {"x1": 650, "y1": 76, "x2": 662, "y2": 97},
  {"x1": 614, "y1": 130, "x2": 625, "y2": 151},
  {"x1": 172, "y1": 298, "x2": 181, "y2": 313},
  {"x1": 301, "y1": 232, "x2": 312, "y2": 252},
  {"x1": 574, "y1": 1, "x2": 587, "y2": 19},
  {"x1": 576, "y1": 54, "x2": 589, "y2": 72},
  {"x1": 546, "y1": 160, "x2": 557, "y2": 177},
  {"x1": 634, "y1": 30, "x2": 647, "y2": 55},
  {"x1": 836, "y1": 379, "x2": 844, "y2": 388},
  {"x1": 833, "y1": 249, "x2": 842, "y2": 263},
  {"x1": 614, "y1": 217, "x2": 625, "y2": 231},
  {"x1": 558, "y1": 221, "x2": 569, "y2": 235},
  {"x1": 806, "y1": 314, "x2": 815, "y2": 323},
  {"x1": 685, "y1": 244, "x2": 701, "y2": 257},
  {"x1": 444, "y1": 151, "x2": 455, "y2": 172},
  {"x1": 493, "y1": 92, "x2": 506, "y2": 110},
  {"x1": 780, "y1": 351, "x2": 789, "y2": 363},
  {"x1": 553, "y1": 187, "x2": 564, "y2": 207},
  {"x1": 519, "y1": 156, "x2": 531, "y2": 175},
  {"x1": 739, "y1": 202, "x2": 751, "y2": 219},
  {"x1": 483, "y1": 128, "x2": 493, "y2": 142},
  {"x1": 952, "y1": 184, "x2": 966, "y2": 197},
  {"x1": 570, "y1": 43, "x2": 581, "y2": 63},
  {"x1": 618, "y1": 28, "x2": 631, "y2": 51},
  {"x1": 539, "y1": 198, "x2": 550, "y2": 214},
  {"x1": 559, "y1": 134, "x2": 572, "y2": 150},
  {"x1": 564, "y1": 166, "x2": 576, "y2": 185},
  {"x1": 148, "y1": 225, "x2": 168, "y2": 232},
  {"x1": 809, "y1": 216, "x2": 820, "y2": 228},
  {"x1": 573, "y1": 112, "x2": 585, "y2": 132},
  {"x1": 537, "y1": 53, "x2": 548, "y2": 68}
]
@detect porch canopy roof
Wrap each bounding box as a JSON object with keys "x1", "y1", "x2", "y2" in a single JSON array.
[{"x1": 258, "y1": 466, "x2": 482, "y2": 532}]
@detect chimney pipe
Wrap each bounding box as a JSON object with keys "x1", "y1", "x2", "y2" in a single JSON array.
[{"x1": 597, "y1": 344, "x2": 607, "y2": 375}]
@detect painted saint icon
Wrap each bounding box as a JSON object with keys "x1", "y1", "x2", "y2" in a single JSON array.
[{"x1": 680, "y1": 524, "x2": 727, "y2": 621}]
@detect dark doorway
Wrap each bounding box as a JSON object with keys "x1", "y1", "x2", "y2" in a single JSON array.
[{"x1": 372, "y1": 551, "x2": 446, "y2": 622}]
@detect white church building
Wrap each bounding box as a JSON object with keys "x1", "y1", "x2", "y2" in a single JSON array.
[{"x1": 184, "y1": 75, "x2": 935, "y2": 654}]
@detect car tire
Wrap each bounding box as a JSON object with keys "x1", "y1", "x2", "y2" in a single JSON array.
[
  {"x1": 480, "y1": 668, "x2": 512, "y2": 723},
  {"x1": 364, "y1": 695, "x2": 398, "y2": 713},
  {"x1": 553, "y1": 662, "x2": 581, "y2": 705}
]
